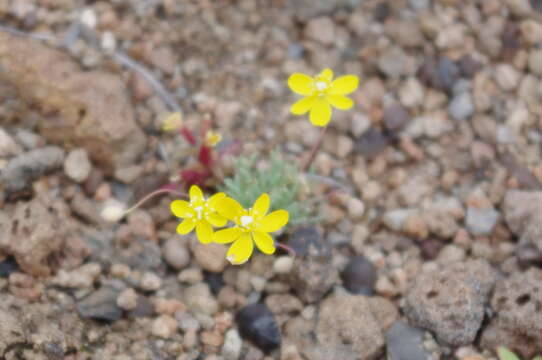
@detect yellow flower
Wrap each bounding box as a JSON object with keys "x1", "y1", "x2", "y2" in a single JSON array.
[
  {"x1": 170, "y1": 185, "x2": 227, "y2": 243},
  {"x1": 288, "y1": 68, "x2": 359, "y2": 127},
  {"x1": 213, "y1": 194, "x2": 289, "y2": 265},
  {"x1": 161, "y1": 112, "x2": 183, "y2": 131},
  {"x1": 204, "y1": 131, "x2": 222, "y2": 147}
]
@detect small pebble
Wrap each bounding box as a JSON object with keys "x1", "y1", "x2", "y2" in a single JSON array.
[
  {"x1": 163, "y1": 238, "x2": 190, "y2": 270},
  {"x1": 116, "y1": 288, "x2": 138, "y2": 311},
  {"x1": 140, "y1": 272, "x2": 162, "y2": 291},
  {"x1": 222, "y1": 329, "x2": 243, "y2": 360},
  {"x1": 64, "y1": 148, "x2": 92, "y2": 183},
  {"x1": 273, "y1": 256, "x2": 294, "y2": 274},
  {"x1": 152, "y1": 315, "x2": 178, "y2": 339},
  {"x1": 449, "y1": 92, "x2": 475, "y2": 121}
]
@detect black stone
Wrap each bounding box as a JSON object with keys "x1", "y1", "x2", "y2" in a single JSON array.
[
  {"x1": 204, "y1": 272, "x2": 224, "y2": 296},
  {"x1": 341, "y1": 255, "x2": 377, "y2": 296},
  {"x1": 0, "y1": 256, "x2": 19, "y2": 277},
  {"x1": 355, "y1": 128, "x2": 390, "y2": 160},
  {"x1": 236, "y1": 303, "x2": 281, "y2": 353},
  {"x1": 77, "y1": 286, "x2": 122, "y2": 322}
]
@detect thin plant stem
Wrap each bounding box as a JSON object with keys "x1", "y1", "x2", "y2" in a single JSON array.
[
  {"x1": 301, "y1": 125, "x2": 328, "y2": 172},
  {"x1": 124, "y1": 188, "x2": 188, "y2": 216},
  {"x1": 276, "y1": 242, "x2": 296, "y2": 259}
]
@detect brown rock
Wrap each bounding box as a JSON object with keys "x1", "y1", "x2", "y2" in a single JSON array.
[
  {"x1": 481, "y1": 268, "x2": 542, "y2": 358},
  {"x1": 403, "y1": 259, "x2": 498, "y2": 346},
  {"x1": 0, "y1": 196, "x2": 72, "y2": 276},
  {"x1": 190, "y1": 238, "x2": 228, "y2": 273},
  {"x1": 0, "y1": 32, "x2": 146, "y2": 173},
  {"x1": 367, "y1": 296, "x2": 399, "y2": 332},
  {"x1": 315, "y1": 293, "x2": 384, "y2": 360}
]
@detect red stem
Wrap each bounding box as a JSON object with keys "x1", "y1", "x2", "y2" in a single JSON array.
[
  {"x1": 301, "y1": 125, "x2": 328, "y2": 172},
  {"x1": 276, "y1": 242, "x2": 296, "y2": 258},
  {"x1": 180, "y1": 127, "x2": 197, "y2": 146}
]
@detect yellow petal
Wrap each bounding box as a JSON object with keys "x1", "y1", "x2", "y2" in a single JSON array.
[
  {"x1": 253, "y1": 231, "x2": 276, "y2": 255},
  {"x1": 207, "y1": 192, "x2": 227, "y2": 210},
  {"x1": 329, "y1": 75, "x2": 359, "y2": 95},
  {"x1": 226, "y1": 233, "x2": 254, "y2": 265},
  {"x1": 214, "y1": 197, "x2": 245, "y2": 222},
  {"x1": 206, "y1": 212, "x2": 227, "y2": 227},
  {"x1": 256, "y1": 210, "x2": 289, "y2": 233},
  {"x1": 291, "y1": 96, "x2": 317, "y2": 115},
  {"x1": 189, "y1": 185, "x2": 204, "y2": 204},
  {"x1": 318, "y1": 68, "x2": 334, "y2": 82},
  {"x1": 214, "y1": 227, "x2": 243, "y2": 244},
  {"x1": 327, "y1": 95, "x2": 354, "y2": 110},
  {"x1": 204, "y1": 131, "x2": 222, "y2": 147},
  {"x1": 196, "y1": 221, "x2": 213, "y2": 244},
  {"x1": 309, "y1": 99, "x2": 332, "y2": 127},
  {"x1": 288, "y1": 73, "x2": 314, "y2": 95},
  {"x1": 176, "y1": 218, "x2": 196, "y2": 235},
  {"x1": 162, "y1": 112, "x2": 183, "y2": 131},
  {"x1": 170, "y1": 200, "x2": 192, "y2": 218},
  {"x1": 252, "y1": 193, "x2": 270, "y2": 218}
]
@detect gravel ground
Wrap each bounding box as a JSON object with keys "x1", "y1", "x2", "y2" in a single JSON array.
[{"x1": 1, "y1": 0, "x2": 542, "y2": 359}]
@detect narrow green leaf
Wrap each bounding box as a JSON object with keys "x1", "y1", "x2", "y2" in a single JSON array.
[{"x1": 497, "y1": 347, "x2": 521, "y2": 360}]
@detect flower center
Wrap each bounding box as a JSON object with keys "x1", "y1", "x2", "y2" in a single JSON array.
[
  {"x1": 315, "y1": 81, "x2": 328, "y2": 91},
  {"x1": 240, "y1": 215, "x2": 254, "y2": 227},
  {"x1": 194, "y1": 206, "x2": 204, "y2": 219}
]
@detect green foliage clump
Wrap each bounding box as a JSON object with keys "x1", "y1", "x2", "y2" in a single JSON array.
[
  {"x1": 497, "y1": 347, "x2": 542, "y2": 360},
  {"x1": 220, "y1": 151, "x2": 313, "y2": 228}
]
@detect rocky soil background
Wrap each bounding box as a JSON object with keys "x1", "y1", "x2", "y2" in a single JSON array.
[{"x1": 1, "y1": 0, "x2": 542, "y2": 359}]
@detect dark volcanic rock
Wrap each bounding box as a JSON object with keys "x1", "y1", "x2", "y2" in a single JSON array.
[
  {"x1": 236, "y1": 303, "x2": 280, "y2": 353},
  {"x1": 356, "y1": 128, "x2": 390, "y2": 160},
  {"x1": 77, "y1": 286, "x2": 123, "y2": 322},
  {"x1": 341, "y1": 255, "x2": 377, "y2": 295}
]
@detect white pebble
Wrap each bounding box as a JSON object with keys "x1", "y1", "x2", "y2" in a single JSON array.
[
  {"x1": 100, "y1": 199, "x2": 126, "y2": 223},
  {"x1": 80, "y1": 8, "x2": 97, "y2": 29},
  {"x1": 273, "y1": 256, "x2": 294, "y2": 274}
]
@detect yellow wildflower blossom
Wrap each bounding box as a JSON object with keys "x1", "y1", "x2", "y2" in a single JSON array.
[
  {"x1": 213, "y1": 194, "x2": 289, "y2": 265},
  {"x1": 204, "y1": 131, "x2": 222, "y2": 147},
  {"x1": 288, "y1": 68, "x2": 359, "y2": 127},
  {"x1": 161, "y1": 112, "x2": 183, "y2": 132},
  {"x1": 170, "y1": 185, "x2": 227, "y2": 243}
]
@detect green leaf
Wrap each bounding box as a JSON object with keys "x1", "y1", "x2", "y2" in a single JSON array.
[
  {"x1": 497, "y1": 347, "x2": 521, "y2": 360},
  {"x1": 532, "y1": 356, "x2": 542, "y2": 360},
  {"x1": 218, "y1": 150, "x2": 316, "y2": 229}
]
